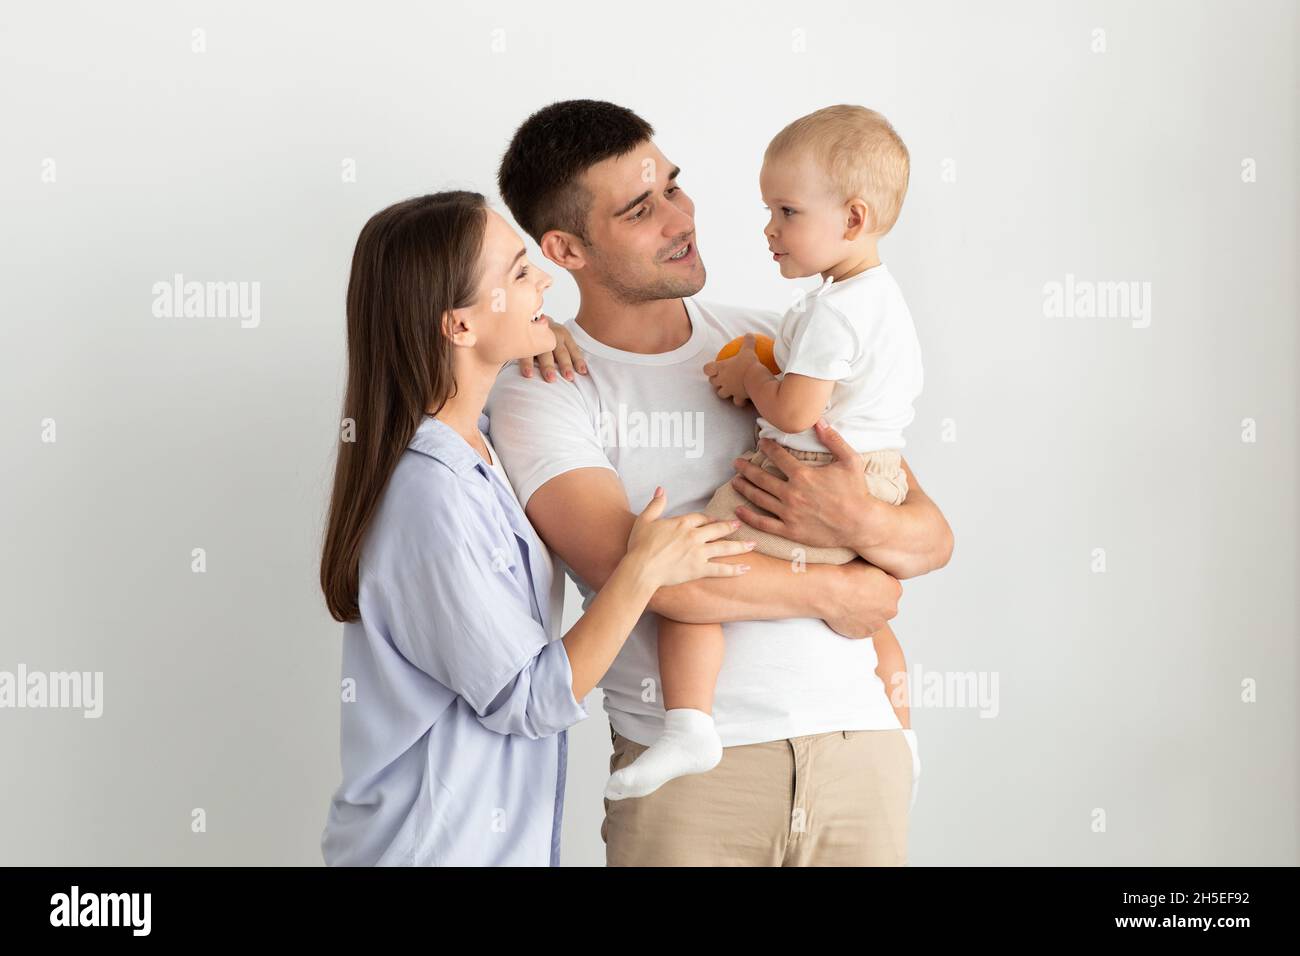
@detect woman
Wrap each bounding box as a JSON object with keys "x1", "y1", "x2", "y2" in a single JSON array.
[{"x1": 318, "y1": 191, "x2": 754, "y2": 866}]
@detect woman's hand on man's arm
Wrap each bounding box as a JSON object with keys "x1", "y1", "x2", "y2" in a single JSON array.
[
  {"x1": 524, "y1": 466, "x2": 901, "y2": 640},
  {"x1": 728, "y1": 420, "x2": 954, "y2": 581}
]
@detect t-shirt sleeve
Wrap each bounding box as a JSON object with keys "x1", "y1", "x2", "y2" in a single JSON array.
[
  {"x1": 780, "y1": 298, "x2": 860, "y2": 382},
  {"x1": 484, "y1": 360, "x2": 617, "y2": 509}
]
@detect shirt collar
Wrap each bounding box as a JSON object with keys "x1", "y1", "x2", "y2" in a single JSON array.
[
  {"x1": 407, "y1": 413, "x2": 492, "y2": 477},
  {"x1": 817, "y1": 262, "x2": 887, "y2": 295}
]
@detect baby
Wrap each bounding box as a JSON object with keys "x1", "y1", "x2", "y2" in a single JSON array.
[{"x1": 605, "y1": 105, "x2": 923, "y2": 802}]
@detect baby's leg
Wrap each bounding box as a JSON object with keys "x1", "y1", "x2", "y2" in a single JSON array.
[
  {"x1": 660, "y1": 619, "x2": 725, "y2": 713},
  {"x1": 872, "y1": 622, "x2": 910, "y2": 729},
  {"x1": 871, "y1": 622, "x2": 921, "y2": 809},
  {"x1": 603, "y1": 619, "x2": 725, "y2": 801}
]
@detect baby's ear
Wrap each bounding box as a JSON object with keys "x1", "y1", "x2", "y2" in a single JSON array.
[{"x1": 845, "y1": 198, "x2": 873, "y2": 238}]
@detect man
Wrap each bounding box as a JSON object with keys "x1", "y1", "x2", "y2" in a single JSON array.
[{"x1": 486, "y1": 99, "x2": 952, "y2": 865}]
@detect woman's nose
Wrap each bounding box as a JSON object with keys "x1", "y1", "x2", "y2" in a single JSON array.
[{"x1": 538, "y1": 269, "x2": 553, "y2": 292}]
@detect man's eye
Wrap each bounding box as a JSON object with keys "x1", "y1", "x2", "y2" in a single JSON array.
[
  {"x1": 666, "y1": 185, "x2": 680, "y2": 197},
  {"x1": 630, "y1": 206, "x2": 648, "y2": 221}
]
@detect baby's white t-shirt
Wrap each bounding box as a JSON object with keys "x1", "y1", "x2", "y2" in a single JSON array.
[{"x1": 757, "y1": 263, "x2": 923, "y2": 453}]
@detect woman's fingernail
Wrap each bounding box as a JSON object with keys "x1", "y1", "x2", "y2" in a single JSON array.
[
  {"x1": 745, "y1": 541, "x2": 757, "y2": 549},
  {"x1": 731, "y1": 519, "x2": 741, "y2": 528},
  {"x1": 738, "y1": 565, "x2": 751, "y2": 573}
]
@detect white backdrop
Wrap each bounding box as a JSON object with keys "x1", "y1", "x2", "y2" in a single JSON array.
[{"x1": 1, "y1": 0, "x2": 1295, "y2": 866}]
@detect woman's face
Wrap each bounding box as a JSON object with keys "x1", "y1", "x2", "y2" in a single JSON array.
[{"x1": 453, "y1": 209, "x2": 555, "y2": 364}]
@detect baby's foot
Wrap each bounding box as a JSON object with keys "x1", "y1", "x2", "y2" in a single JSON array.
[{"x1": 605, "y1": 708, "x2": 722, "y2": 801}]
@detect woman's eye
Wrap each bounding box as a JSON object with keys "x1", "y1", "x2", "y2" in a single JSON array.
[{"x1": 516, "y1": 265, "x2": 529, "y2": 280}]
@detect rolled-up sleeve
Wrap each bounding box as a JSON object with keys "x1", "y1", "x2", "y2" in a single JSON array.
[
  {"x1": 358, "y1": 474, "x2": 588, "y2": 740},
  {"x1": 475, "y1": 639, "x2": 588, "y2": 738}
]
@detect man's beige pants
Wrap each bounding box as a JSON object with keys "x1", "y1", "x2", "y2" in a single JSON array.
[{"x1": 602, "y1": 727, "x2": 913, "y2": 866}]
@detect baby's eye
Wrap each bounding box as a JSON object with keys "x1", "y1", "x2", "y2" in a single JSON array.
[{"x1": 782, "y1": 207, "x2": 796, "y2": 217}]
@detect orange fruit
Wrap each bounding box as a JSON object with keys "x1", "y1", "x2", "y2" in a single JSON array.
[{"x1": 716, "y1": 334, "x2": 780, "y2": 375}]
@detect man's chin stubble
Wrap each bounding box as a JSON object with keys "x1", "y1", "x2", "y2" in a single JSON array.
[{"x1": 599, "y1": 265, "x2": 707, "y2": 305}]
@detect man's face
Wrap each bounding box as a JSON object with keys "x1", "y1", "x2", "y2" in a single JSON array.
[{"x1": 577, "y1": 140, "x2": 706, "y2": 303}]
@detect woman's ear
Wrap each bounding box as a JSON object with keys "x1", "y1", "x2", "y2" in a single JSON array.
[
  {"x1": 540, "y1": 230, "x2": 587, "y2": 271},
  {"x1": 441, "y1": 308, "x2": 477, "y2": 348},
  {"x1": 844, "y1": 197, "x2": 874, "y2": 240}
]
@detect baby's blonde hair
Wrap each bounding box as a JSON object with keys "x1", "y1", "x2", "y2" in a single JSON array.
[{"x1": 766, "y1": 104, "x2": 910, "y2": 235}]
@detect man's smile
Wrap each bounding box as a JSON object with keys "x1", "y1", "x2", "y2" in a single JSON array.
[{"x1": 664, "y1": 240, "x2": 697, "y2": 264}]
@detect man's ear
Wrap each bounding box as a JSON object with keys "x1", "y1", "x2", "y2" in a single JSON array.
[
  {"x1": 844, "y1": 197, "x2": 874, "y2": 241},
  {"x1": 441, "y1": 308, "x2": 477, "y2": 348},
  {"x1": 540, "y1": 230, "x2": 588, "y2": 271}
]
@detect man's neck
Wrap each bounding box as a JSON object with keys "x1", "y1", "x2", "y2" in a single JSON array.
[{"x1": 573, "y1": 291, "x2": 692, "y2": 355}]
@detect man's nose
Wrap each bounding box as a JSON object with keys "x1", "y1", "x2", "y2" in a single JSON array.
[{"x1": 662, "y1": 200, "x2": 694, "y2": 238}]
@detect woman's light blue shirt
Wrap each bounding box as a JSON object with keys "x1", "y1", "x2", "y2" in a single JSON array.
[{"x1": 321, "y1": 414, "x2": 588, "y2": 866}]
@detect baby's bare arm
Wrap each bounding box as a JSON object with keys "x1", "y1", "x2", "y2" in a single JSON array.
[{"x1": 744, "y1": 362, "x2": 835, "y2": 434}]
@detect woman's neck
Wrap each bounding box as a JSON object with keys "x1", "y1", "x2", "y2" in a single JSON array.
[{"x1": 430, "y1": 353, "x2": 497, "y2": 463}]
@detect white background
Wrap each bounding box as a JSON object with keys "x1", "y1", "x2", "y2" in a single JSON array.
[{"x1": 1, "y1": 0, "x2": 1296, "y2": 865}]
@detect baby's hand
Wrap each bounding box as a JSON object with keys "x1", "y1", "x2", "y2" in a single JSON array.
[{"x1": 703, "y1": 334, "x2": 759, "y2": 406}]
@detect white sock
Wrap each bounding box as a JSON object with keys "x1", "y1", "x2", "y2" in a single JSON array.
[{"x1": 604, "y1": 708, "x2": 723, "y2": 801}]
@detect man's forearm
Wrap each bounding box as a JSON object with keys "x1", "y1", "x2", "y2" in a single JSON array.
[
  {"x1": 556, "y1": 505, "x2": 838, "y2": 626},
  {"x1": 646, "y1": 552, "x2": 837, "y2": 624},
  {"x1": 524, "y1": 466, "x2": 897, "y2": 639},
  {"x1": 853, "y1": 460, "x2": 953, "y2": 579}
]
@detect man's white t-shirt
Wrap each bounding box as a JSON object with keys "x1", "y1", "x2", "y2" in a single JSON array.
[
  {"x1": 759, "y1": 263, "x2": 923, "y2": 454},
  {"x1": 484, "y1": 297, "x2": 901, "y2": 748}
]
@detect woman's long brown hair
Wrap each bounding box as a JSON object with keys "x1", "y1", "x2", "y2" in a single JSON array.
[{"x1": 321, "y1": 191, "x2": 487, "y2": 622}]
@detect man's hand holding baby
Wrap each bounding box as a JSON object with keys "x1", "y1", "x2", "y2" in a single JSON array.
[{"x1": 729, "y1": 421, "x2": 871, "y2": 551}]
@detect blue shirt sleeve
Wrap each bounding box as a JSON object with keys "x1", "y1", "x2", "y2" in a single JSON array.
[{"x1": 358, "y1": 464, "x2": 588, "y2": 740}]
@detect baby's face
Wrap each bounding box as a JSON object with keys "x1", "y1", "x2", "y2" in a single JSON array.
[{"x1": 760, "y1": 152, "x2": 850, "y2": 279}]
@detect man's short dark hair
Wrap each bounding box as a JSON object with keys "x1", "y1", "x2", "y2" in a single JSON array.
[{"x1": 497, "y1": 99, "x2": 654, "y2": 244}]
